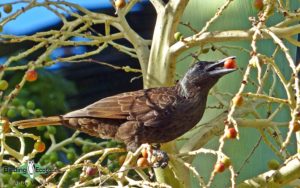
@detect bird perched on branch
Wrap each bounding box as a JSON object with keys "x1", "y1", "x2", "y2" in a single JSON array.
[{"x1": 14, "y1": 56, "x2": 236, "y2": 167}]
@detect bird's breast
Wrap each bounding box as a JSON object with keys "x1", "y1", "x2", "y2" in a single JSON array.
[{"x1": 140, "y1": 95, "x2": 207, "y2": 143}]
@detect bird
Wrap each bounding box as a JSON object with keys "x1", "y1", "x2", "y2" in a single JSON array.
[{"x1": 14, "y1": 56, "x2": 236, "y2": 167}]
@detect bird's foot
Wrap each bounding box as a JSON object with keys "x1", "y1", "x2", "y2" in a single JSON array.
[
  {"x1": 143, "y1": 144, "x2": 168, "y2": 168},
  {"x1": 151, "y1": 149, "x2": 169, "y2": 168},
  {"x1": 139, "y1": 144, "x2": 169, "y2": 169}
]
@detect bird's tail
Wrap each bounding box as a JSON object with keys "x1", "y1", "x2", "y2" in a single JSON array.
[{"x1": 13, "y1": 116, "x2": 63, "y2": 129}]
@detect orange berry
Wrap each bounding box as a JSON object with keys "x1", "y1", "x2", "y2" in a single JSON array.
[
  {"x1": 214, "y1": 162, "x2": 225, "y2": 173},
  {"x1": 115, "y1": 0, "x2": 126, "y2": 10},
  {"x1": 224, "y1": 58, "x2": 237, "y2": 69},
  {"x1": 292, "y1": 121, "x2": 300, "y2": 132},
  {"x1": 232, "y1": 95, "x2": 243, "y2": 106},
  {"x1": 0, "y1": 118, "x2": 10, "y2": 133},
  {"x1": 118, "y1": 155, "x2": 126, "y2": 166},
  {"x1": 253, "y1": 0, "x2": 264, "y2": 10},
  {"x1": 226, "y1": 128, "x2": 237, "y2": 139},
  {"x1": 137, "y1": 157, "x2": 149, "y2": 168},
  {"x1": 141, "y1": 148, "x2": 148, "y2": 158},
  {"x1": 220, "y1": 156, "x2": 231, "y2": 168},
  {"x1": 34, "y1": 141, "x2": 46, "y2": 152},
  {"x1": 26, "y1": 70, "x2": 38, "y2": 82}
]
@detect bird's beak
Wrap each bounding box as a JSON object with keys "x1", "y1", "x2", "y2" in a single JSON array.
[{"x1": 207, "y1": 56, "x2": 237, "y2": 76}]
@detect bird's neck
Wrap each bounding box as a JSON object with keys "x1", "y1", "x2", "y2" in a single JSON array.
[{"x1": 176, "y1": 78, "x2": 209, "y2": 99}]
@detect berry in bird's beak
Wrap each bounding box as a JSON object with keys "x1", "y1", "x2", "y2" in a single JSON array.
[
  {"x1": 224, "y1": 58, "x2": 237, "y2": 69},
  {"x1": 207, "y1": 56, "x2": 237, "y2": 76}
]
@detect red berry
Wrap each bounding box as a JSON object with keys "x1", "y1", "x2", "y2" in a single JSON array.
[
  {"x1": 214, "y1": 162, "x2": 226, "y2": 173},
  {"x1": 226, "y1": 128, "x2": 237, "y2": 139},
  {"x1": 34, "y1": 141, "x2": 46, "y2": 152},
  {"x1": 85, "y1": 166, "x2": 97, "y2": 176},
  {"x1": 137, "y1": 157, "x2": 149, "y2": 168},
  {"x1": 26, "y1": 70, "x2": 38, "y2": 82},
  {"x1": 224, "y1": 58, "x2": 237, "y2": 69},
  {"x1": 253, "y1": 0, "x2": 264, "y2": 10}
]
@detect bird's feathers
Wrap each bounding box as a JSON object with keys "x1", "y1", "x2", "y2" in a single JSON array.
[{"x1": 64, "y1": 88, "x2": 177, "y2": 127}]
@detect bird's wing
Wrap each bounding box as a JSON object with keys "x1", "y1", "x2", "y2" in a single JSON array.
[{"x1": 63, "y1": 88, "x2": 177, "y2": 125}]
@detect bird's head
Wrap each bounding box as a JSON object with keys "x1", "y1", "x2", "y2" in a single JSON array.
[{"x1": 179, "y1": 56, "x2": 237, "y2": 97}]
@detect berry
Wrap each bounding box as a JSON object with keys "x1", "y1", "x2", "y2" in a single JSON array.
[
  {"x1": 292, "y1": 121, "x2": 300, "y2": 132},
  {"x1": 174, "y1": 32, "x2": 183, "y2": 41},
  {"x1": 37, "y1": 126, "x2": 46, "y2": 131},
  {"x1": 106, "y1": 141, "x2": 118, "y2": 148},
  {"x1": 47, "y1": 126, "x2": 56, "y2": 134},
  {"x1": 7, "y1": 109, "x2": 17, "y2": 118},
  {"x1": 232, "y1": 95, "x2": 243, "y2": 106},
  {"x1": 20, "y1": 109, "x2": 29, "y2": 118},
  {"x1": 3, "y1": 4, "x2": 12, "y2": 13},
  {"x1": 55, "y1": 161, "x2": 64, "y2": 168},
  {"x1": 40, "y1": 154, "x2": 50, "y2": 165},
  {"x1": 82, "y1": 144, "x2": 92, "y2": 153},
  {"x1": 141, "y1": 148, "x2": 148, "y2": 158},
  {"x1": 34, "y1": 109, "x2": 43, "y2": 117},
  {"x1": 137, "y1": 157, "x2": 149, "y2": 168},
  {"x1": 69, "y1": 169, "x2": 79, "y2": 178},
  {"x1": 214, "y1": 162, "x2": 225, "y2": 173},
  {"x1": 43, "y1": 132, "x2": 50, "y2": 139},
  {"x1": 49, "y1": 152, "x2": 58, "y2": 163},
  {"x1": 253, "y1": 0, "x2": 264, "y2": 11},
  {"x1": 118, "y1": 155, "x2": 126, "y2": 166},
  {"x1": 34, "y1": 141, "x2": 46, "y2": 152},
  {"x1": 267, "y1": 159, "x2": 280, "y2": 170},
  {"x1": 26, "y1": 101, "x2": 35, "y2": 109},
  {"x1": 26, "y1": 70, "x2": 38, "y2": 82},
  {"x1": 226, "y1": 128, "x2": 237, "y2": 139},
  {"x1": 25, "y1": 178, "x2": 34, "y2": 188},
  {"x1": 12, "y1": 98, "x2": 21, "y2": 106},
  {"x1": 12, "y1": 172, "x2": 21, "y2": 180},
  {"x1": 115, "y1": 0, "x2": 126, "y2": 10},
  {"x1": 67, "y1": 152, "x2": 76, "y2": 162},
  {"x1": 0, "y1": 80, "x2": 8, "y2": 90},
  {"x1": 224, "y1": 58, "x2": 237, "y2": 69},
  {"x1": 0, "y1": 118, "x2": 10, "y2": 133},
  {"x1": 85, "y1": 166, "x2": 97, "y2": 176},
  {"x1": 220, "y1": 156, "x2": 231, "y2": 168}
]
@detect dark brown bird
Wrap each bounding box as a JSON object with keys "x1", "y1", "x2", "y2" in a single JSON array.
[{"x1": 14, "y1": 57, "x2": 236, "y2": 152}]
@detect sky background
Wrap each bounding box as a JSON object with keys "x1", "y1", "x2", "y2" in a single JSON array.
[{"x1": 1, "y1": 0, "x2": 145, "y2": 35}]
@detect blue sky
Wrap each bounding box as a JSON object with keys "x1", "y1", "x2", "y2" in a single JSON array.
[{"x1": 1, "y1": 0, "x2": 144, "y2": 35}]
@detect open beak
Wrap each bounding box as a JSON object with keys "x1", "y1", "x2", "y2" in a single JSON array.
[{"x1": 207, "y1": 56, "x2": 237, "y2": 76}]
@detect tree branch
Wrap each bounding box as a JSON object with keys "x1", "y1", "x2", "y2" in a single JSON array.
[
  {"x1": 170, "y1": 24, "x2": 300, "y2": 56},
  {"x1": 237, "y1": 155, "x2": 300, "y2": 188}
]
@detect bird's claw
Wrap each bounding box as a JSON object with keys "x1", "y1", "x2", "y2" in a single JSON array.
[{"x1": 151, "y1": 149, "x2": 169, "y2": 169}]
